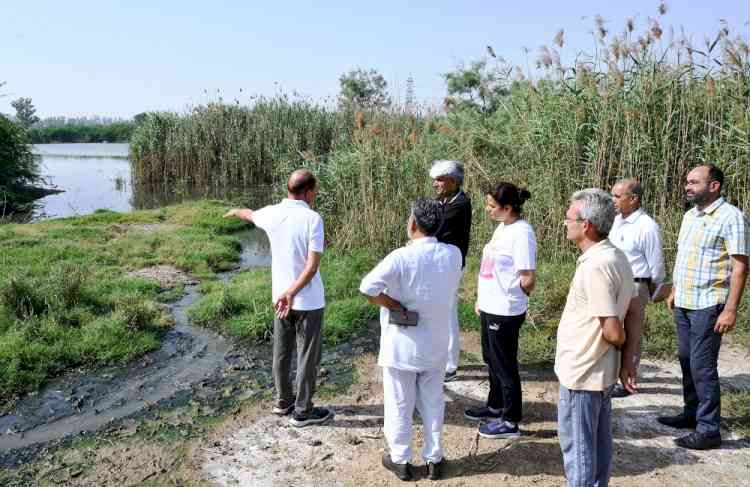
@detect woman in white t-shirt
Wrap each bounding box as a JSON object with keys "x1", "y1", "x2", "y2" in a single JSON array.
[{"x1": 465, "y1": 182, "x2": 536, "y2": 440}]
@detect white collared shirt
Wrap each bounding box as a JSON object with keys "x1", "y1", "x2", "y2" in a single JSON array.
[
  {"x1": 609, "y1": 208, "x2": 666, "y2": 283},
  {"x1": 252, "y1": 198, "x2": 325, "y2": 310},
  {"x1": 359, "y1": 237, "x2": 463, "y2": 371}
]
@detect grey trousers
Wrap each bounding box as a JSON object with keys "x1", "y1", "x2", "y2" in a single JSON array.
[
  {"x1": 272, "y1": 307, "x2": 324, "y2": 415},
  {"x1": 558, "y1": 384, "x2": 615, "y2": 487}
]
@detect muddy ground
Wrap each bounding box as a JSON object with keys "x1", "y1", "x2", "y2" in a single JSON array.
[
  {"x1": 3, "y1": 329, "x2": 750, "y2": 486},
  {"x1": 194, "y1": 331, "x2": 750, "y2": 487}
]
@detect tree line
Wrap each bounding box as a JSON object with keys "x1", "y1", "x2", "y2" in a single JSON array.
[{"x1": 26, "y1": 122, "x2": 135, "y2": 143}]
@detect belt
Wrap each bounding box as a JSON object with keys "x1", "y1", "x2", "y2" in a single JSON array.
[{"x1": 634, "y1": 277, "x2": 652, "y2": 283}]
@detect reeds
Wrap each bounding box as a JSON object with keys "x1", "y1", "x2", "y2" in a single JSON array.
[
  {"x1": 130, "y1": 12, "x2": 750, "y2": 262},
  {"x1": 129, "y1": 96, "x2": 350, "y2": 191}
]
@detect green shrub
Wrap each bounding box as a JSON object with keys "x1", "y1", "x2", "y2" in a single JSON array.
[
  {"x1": 0, "y1": 114, "x2": 40, "y2": 215},
  {"x1": 188, "y1": 250, "x2": 381, "y2": 344}
]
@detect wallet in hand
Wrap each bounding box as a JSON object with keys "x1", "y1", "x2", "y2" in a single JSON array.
[{"x1": 389, "y1": 309, "x2": 419, "y2": 327}]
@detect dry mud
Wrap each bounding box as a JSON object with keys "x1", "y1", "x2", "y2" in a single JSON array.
[{"x1": 198, "y1": 332, "x2": 750, "y2": 487}]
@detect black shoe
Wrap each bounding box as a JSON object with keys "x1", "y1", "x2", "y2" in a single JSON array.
[
  {"x1": 381, "y1": 453, "x2": 413, "y2": 481},
  {"x1": 464, "y1": 406, "x2": 503, "y2": 421},
  {"x1": 611, "y1": 384, "x2": 631, "y2": 398},
  {"x1": 674, "y1": 431, "x2": 721, "y2": 450},
  {"x1": 657, "y1": 414, "x2": 697, "y2": 429},
  {"x1": 289, "y1": 407, "x2": 333, "y2": 427},
  {"x1": 427, "y1": 459, "x2": 445, "y2": 480},
  {"x1": 444, "y1": 370, "x2": 458, "y2": 383}
]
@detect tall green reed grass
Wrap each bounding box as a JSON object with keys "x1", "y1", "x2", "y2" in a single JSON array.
[
  {"x1": 130, "y1": 12, "x2": 750, "y2": 263},
  {"x1": 130, "y1": 96, "x2": 352, "y2": 190}
]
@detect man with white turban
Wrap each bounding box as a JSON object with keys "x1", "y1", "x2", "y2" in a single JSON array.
[{"x1": 429, "y1": 160, "x2": 472, "y2": 382}]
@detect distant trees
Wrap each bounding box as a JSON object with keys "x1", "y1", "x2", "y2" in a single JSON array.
[
  {"x1": 27, "y1": 121, "x2": 135, "y2": 143},
  {"x1": 443, "y1": 60, "x2": 510, "y2": 115},
  {"x1": 10, "y1": 97, "x2": 40, "y2": 129},
  {"x1": 338, "y1": 68, "x2": 391, "y2": 110}
]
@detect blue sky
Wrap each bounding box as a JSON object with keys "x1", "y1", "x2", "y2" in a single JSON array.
[{"x1": 1, "y1": 1, "x2": 748, "y2": 118}]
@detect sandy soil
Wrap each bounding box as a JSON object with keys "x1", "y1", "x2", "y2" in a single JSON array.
[
  {"x1": 127, "y1": 265, "x2": 199, "y2": 288},
  {"x1": 195, "y1": 331, "x2": 750, "y2": 487}
]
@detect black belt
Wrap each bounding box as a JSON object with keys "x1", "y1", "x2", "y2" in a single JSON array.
[{"x1": 634, "y1": 277, "x2": 652, "y2": 283}]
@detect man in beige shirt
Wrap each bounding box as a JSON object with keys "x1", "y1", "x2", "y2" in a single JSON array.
[{"x1": 555, "y1": 188, "x2": 640, "y2": 487}]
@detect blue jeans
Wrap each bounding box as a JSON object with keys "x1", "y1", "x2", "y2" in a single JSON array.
[
  {"x1": 557, "y1": 384, "x2": 614, "y2": 487},
  {"x1": 674, "y1": 305, "x2": 723, "y2": 434}
]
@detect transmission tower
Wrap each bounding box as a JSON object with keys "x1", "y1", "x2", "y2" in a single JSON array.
[{"x1": 405, "y1": 75, "x2": 415, "y2": 112}]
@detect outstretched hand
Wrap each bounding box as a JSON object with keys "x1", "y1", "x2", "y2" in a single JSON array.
[{"x1": 224, "y1": 208, "x2": 253, "y2": 222}]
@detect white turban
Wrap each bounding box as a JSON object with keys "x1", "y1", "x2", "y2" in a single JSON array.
[{"x1": 429, "y1": 160, "x2": 464, "y2": 182}]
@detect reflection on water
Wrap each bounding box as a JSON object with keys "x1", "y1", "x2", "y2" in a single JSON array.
[
  {"x1": 33, "y1": 143, "x2": 129, "y2": 158},
  {"x1": 236, "y1": 228, "x2": 272, "y2": 268},
  {"x1": 30, "y1": 143, "x2": 276, "y2": 221},
  {"x1": 131, "y1": 181, "x2": 274, "y2": 212},
  {"x1": 32, "y1": 149, "x2": 132, "y2": 219}
]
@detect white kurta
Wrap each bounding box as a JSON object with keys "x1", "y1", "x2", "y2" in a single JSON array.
[{"x1": 360, "y1": 236, "x2": 463, "y2": 463}]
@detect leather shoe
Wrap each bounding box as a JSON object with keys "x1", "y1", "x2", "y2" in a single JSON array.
[
  {"x1": 674, "y1": 431, "x2": 721, "y2": 450},
  {"x1": 427, "y1": 459, "x2": 445, "y2": 480},
  {"x1": 657, "y1": 414, "x2": 697, "y2": 429},
  {"x1": 382, "y1": 453, "x2": 413, "y2": 481}
]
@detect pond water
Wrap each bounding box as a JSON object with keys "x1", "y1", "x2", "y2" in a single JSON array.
[
  {"x1": 31, "y1": 143, "x2": 273, "y2": 220},
  {"x1": 32, "y1": 143, "x2": 132, "y2": 219}
]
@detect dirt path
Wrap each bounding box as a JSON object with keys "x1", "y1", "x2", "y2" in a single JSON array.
[{"x1": 196, "y1": 331, "x2": 750, "y2": 487}]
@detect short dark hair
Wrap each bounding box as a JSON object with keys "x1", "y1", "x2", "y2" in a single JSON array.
[
  {"x1": 706, "y1": 164, "x2": 724, "y2": 189},
  {"x1": 629, "y1": 181, "x2": 643, "y2": 199},
  {"x1": 411, "y1": 198, "x2": 443, "y2": 236},
  {"x1": 485, "y1": 182, "x2": 531, "y2": 215},
  {"x1": 288, "y1": 171, "x2": 317, "y2": 195}
]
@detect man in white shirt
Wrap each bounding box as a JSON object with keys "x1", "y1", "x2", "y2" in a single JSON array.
[
  {"x1": 359, "y1": 198, "x2": 463, "y2": 481},
  {"x1": 225, "y1": 169, "x2": 332, "y2": 427},
  {"x1": 610, "y1": 179, "x2": 666, "y2": 398}
]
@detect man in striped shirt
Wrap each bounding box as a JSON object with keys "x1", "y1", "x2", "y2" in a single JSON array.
[{"x1": 659, "y1": 164, "x2": 749, "y2": 450}]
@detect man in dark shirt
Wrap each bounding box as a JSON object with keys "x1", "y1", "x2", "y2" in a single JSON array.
[{"x1": 430, "y1": 160, "x2": 472, "y2": 381}]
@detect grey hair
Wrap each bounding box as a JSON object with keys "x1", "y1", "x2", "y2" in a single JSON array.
[
  {"x1": 570, "y1": 188, "x2": 616, "y2": 237},
  {"x1": 411, "y1": 198, "x2": 443, "y2": 235},
  {"x1": 429, "y1": 160, "x2": 464, "y2": 184}
]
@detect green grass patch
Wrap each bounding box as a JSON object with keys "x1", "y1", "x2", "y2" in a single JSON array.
[
  {"x1": 723, "y1": 389, "x2": 750, "y2": 438},
  {"x1": 0, "y1": 201, "x2": 245, "y2": 402},
  {"x1": 188, "y1": 250, "x2": 380, "y2": 343}
]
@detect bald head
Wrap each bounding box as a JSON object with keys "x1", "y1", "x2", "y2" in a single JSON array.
[
  {"x1": 287, "y1": 169, "x2": 317, "y2": 196},
  {"x1": 615, "y1": 179, "x2": 643, "y2": 198}
]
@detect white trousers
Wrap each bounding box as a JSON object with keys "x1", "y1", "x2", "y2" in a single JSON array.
[
  {"x1": 382, "y1": 366, "x2": 445, "y2": 464},
  {"x1": 446, "y1": 288, "x2": 460, "y2": 373}
]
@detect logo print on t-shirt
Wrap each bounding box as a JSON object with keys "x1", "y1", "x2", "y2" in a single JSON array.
[{"x1": 479, "y1": 246, "x2": 494, "y2": 279}]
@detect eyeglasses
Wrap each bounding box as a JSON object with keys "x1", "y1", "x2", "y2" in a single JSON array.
[{"x1": 563, "y1": 218, "x2": 585, "y2": 225}]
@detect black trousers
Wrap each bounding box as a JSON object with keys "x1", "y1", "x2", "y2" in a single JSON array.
[{"x1": 480, "y1": 310, "x2": 525, "y2": 423}]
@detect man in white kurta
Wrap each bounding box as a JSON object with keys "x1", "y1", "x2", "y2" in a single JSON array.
[{"x1": 360, "y1": 198, "x2": 463, "y2": 481}]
